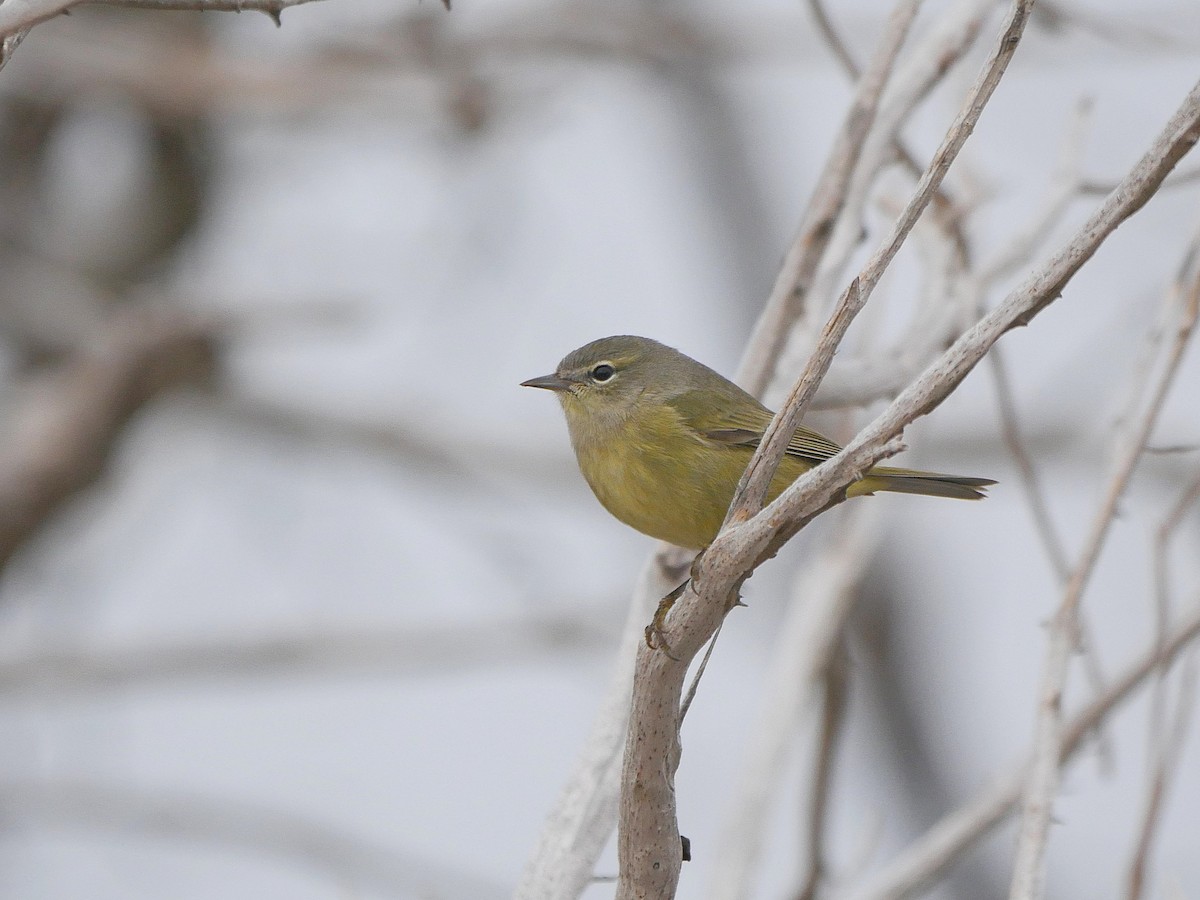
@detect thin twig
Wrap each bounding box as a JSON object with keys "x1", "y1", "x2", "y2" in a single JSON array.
[
  {"x1": 1152, "y1": 466, "x2": 1200, "y2": 640},
  {"x1": 735, "y1": 0, "x2": 1031, "y2": 520},
  {"x1": 1079, "y1": 166, "x2": 1200, "y2": 196},
  {"x1": 680, "y1": 621, "x2": 723, "y2": 721},
  {"x1": 978, "y1": 97, "x2": 1095, "y2": 284},
  {"x1": 0, "y1": 0, "x2": 332, "y2": 40},
  {"x1": 975, "y1": 99, "x2": 1117, "y2": 767},
  {"x1": 1125, "y1": 654, "x2": 1198, "y2": 900},
  {"x1": 617, "y1": 21, "x2": 1200, "y2": 900},
  {"x1": 796, "y1": 641, "x2": 851, "y2": 900},
  {"x1": 737, "y1": 0, "x2": 924, "y2": 398},
  {"x1": 733, "y1": 277, "x2": 869, "y2": 520},
  {"x1": 799, "y1": 0, "x2": 993, "y2": 351},
  {"x1": 838, "y1": 599, "x2": 1200, "y2": 900},
  {"x1": 1008, "y1": 220, "x2": 1200, "y2": 900},
  {"x1": 1126, "y1": 239, "x2": 1200, "y2": 897},
  {"x1": 806, "y1": 0, "x2": 975, "y2": 258}
]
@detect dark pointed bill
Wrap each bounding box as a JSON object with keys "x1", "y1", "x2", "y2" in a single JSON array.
[{"x1": 520, "y1": 373, "x2": 573, "y2": 392}]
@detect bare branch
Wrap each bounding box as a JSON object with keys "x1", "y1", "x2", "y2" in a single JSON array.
[
  {"x1": 796, "y1": 640, "x2": 851, "y2": 900},
  {"x1": 0, "y1": 778, "x2": 503, "y2": 899},
  {"x1": 1008, "y1": 220, "x2": 1200, "y2": 900},
  {"x1": 733, "y1": 277, "x2": 869, "y2": 520},
  {"x1": 839, "y1": 600, "x2": 1200, "y2": 900},
  {"x1": 736, "y1": 0, "x2": 923, "y2": 398},
  {"x1": 736, "y1": 0, "x2": 1032, "y2": 521},
  {"x1": 623, "y1": 67, "x2": 1200, "y2": 900},
  {"x1": 0, "y1": 0, "x2": 331, "y2": 40},
  {"x1": 515, "y1": 548, "x2": 689, "y2": 900},
  {"x1": 617, "y1": 6, "x2": 1040, "y2": 896},
  {"x1": 0, "y1": 612, "x2": 613, "y2": 695},
  {"x1": 1125, "y1": 655, "x2": 1198, "y2": 900},
  {"x1": 744, "y1": 76, "x2": 1200, "y2": 567},
  {"x1": 798, "y1": 0, "x2": 994, "y2": 352}
]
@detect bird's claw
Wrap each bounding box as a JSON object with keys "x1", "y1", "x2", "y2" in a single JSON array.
[{"x1": 645, "y1": 579, "x2": 689, "y2": 658}]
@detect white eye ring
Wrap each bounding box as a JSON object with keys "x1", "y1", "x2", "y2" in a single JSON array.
[{"x1": 590, "y1": 363, "x2": 616, "y2": 382}]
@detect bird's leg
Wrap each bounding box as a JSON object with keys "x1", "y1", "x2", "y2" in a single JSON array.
[
  {"x1": 644, "y1": 550, "x2": 699, "y2": 655},
  {"x1": 645, "y1": 578, "x2": 689, "y2": 657}
]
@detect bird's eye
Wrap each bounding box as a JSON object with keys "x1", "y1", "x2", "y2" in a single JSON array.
[{"x1": 590, "y1": 363, "x2": 615, "y2": 383}]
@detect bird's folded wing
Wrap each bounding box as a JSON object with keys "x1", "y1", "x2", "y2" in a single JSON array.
[{"x1": 666, "y1": 390, "x2": 844, "y2": 465}]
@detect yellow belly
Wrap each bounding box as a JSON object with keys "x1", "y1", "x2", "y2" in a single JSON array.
[{"x1": 572, "y1": 411, "x2": 809, "y2": 550}]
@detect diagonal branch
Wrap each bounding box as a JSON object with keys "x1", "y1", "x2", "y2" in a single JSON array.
[
  {"x1": 619, "y1": 66, "x2": 1200, "y2": 900},
  {"x1": 736, "y1": 0, "x2": 924, "y2": 398},
  {"x1": 731, "y1": 0, "x2": 1034, "y2": 523},
  {"x1": 617, "y1": 3, "x2": 1039, "y2": 897},
  {"x1": 1008, "y1": 213, "x2": 1200, "y2": 900}
]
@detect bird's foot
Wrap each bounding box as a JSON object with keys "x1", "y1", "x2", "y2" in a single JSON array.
[{"x1": 645, "y1": 579, "x2": 689, "y2": 658}]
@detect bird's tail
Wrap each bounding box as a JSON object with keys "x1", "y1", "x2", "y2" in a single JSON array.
[{"x1": 849, "y1": 466, "x2": 995, "y2": 500}]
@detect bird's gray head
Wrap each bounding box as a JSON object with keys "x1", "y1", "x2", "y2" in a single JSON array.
[{"x1": 521, "y1": 335, "x2": 688, "y2": 405}]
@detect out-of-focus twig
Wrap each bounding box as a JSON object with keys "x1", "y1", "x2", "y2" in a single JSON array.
[
  {"x1": 1079, "y1": 166, "x2": 1200, "y2": 196},
  {"x1": 0, "y1": 306, "x2": 217, "y2": 577},
  {"x1": 796, "y1": 640, "x2": 850, "y2": 900},
  {"x1": 978, "y1": 97, "x2": 1094, "y2": 285},
  {"x1": 806, "y1": 0, "x2": 974, "y2": 254},
  {"x1": 791, "y1": 0, "x2": 996, "y2": 410},
  {"x1": 0, "y1": 0, "x2": 331, "y2": 41},
  {"x1": 838, "y1": 598, "x2": 1200, "y2": 900},
  {"x1": 0, "y1": 779, "x2": 503, "y2": 899},
  {"x1": 736, "y1": 0, "x2": 922, "y2": 399},
  {"x1": 1008, "y1": 221, "x2": 1200, "y2": 900},
  {"x1": 0, "y1": 610, "x2": 615, "y2": 695},
  {"x1": 975, "y1": 98, "x2": 1117, "y2": 766},
  {"x1": 1124, "y1": 654, "x2": 1198, "y2": 900},
  {"x1": 1126, "y1": 284, "x2": 1200, "y2": 900}
]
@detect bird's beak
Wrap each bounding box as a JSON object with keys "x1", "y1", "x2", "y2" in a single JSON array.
[{"x1": 521, "y1": 373, "x2": 574, "y2": 392}]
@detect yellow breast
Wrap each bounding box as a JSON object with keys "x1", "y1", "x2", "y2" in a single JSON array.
[{"x1": 567, "y1": 403, "x2": 809, "y2": 550}]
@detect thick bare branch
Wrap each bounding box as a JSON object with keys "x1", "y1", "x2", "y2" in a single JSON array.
[
  {"x1": 617, "y1": 4, "x2": 1038, "y2": 897},
  {"x1": 515, "y1": 548, "x2": 689, "y2": 900},
  {"x1": 708, "y1": 507, "x2": 879, "y2": 899},
  {"x1": 732, "y1": 0, "x2": 1033, "y2": 524},
  {"x1": 621, "y1": 67, "x2": 1200, "y2": 900}
]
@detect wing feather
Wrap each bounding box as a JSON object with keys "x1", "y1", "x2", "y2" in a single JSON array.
[{"x1": 665, "y1": 389, "x2": 844, "y2": 465}]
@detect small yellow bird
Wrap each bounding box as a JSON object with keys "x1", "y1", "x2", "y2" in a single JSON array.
[{"x1": 523, "y1": 335, "x2": 993, "y2": 550}]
